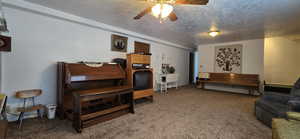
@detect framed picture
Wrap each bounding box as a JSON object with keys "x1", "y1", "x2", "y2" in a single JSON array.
[
  {"x1": 111, "y1": 34, "x2": 127, "y2": 52},
  {"x1": 134, "y1": 41, "x2": 150, "y2": 54},
  {"x1": 214, "y1": 44, "x2": 243, "y2": 73},
  {"x1": 0, "y1": 35, "x2": 11, "y2": 52}
]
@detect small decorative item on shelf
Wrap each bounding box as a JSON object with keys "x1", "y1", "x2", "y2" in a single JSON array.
[
  {"x1": 162, "y1": 64, "x2": 176, "y2": 74},
  {"x1": 161, "y1": 64, "x2": 168, "y2": 74},
  {"x1": 167, "y1": 66, "x2": 175, "y2": 74}
]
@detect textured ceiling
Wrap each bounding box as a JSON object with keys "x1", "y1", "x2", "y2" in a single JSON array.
[{"x1": 25, "y1": 0, "x2": 300, "y2": 48}]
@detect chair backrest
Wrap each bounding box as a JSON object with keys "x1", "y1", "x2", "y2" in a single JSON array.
[
  {"x1": 0, "y1": 93, "x2": 7, "y2": 114},
  {"x1": 291, "y1": 78, "x2": 300, "y2": 97},
  {"x1": 156, "y1": 74, "x2": 166, "y2": 84},
  {"x1": 15, "y1": 89, "x2": 42, "y2": 99}
]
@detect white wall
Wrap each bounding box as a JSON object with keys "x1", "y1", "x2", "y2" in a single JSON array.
[
  {"x1": 1, "y1": 6, "x2": 190, "y2": 112},
  {"x1": 197, "y1": 39, "x2": 264, "y2": 93},
  {"x1": 264, "y1": 37, "x2": 300, "y2": 85}
]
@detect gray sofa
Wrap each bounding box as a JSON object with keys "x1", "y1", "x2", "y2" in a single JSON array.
[{"x1": 255, "y1": 78, "x2": 300, "y2": 127}]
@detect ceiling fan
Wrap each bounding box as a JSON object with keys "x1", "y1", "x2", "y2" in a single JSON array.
[{"x1": 133, "y1": 0, "x2": 209, "y2": 22}]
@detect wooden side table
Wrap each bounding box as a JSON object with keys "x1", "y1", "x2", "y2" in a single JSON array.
[
  {"x1": 0, "y1": 120, "x2": 8, "y2": 139},
  {"x1": 166, "y1": 74, "x2": 178, "y2": 89},
  {"x1": 0, "y1": 94, "x2": 8, "y2": 139}
]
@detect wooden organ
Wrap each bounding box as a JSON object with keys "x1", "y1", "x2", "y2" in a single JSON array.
[{"x1": 57, "y1": 62, "x2": 134, "y2": 133}]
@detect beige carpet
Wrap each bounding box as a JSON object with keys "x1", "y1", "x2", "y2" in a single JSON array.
[{"x1": 7, "y1": 87, "x2": 271, "y2": 139}]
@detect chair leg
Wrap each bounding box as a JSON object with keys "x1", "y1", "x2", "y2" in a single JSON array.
[
  {"x1": 161, "y1": 84, "x2": 167, "y2": 94},
  {"x1": 165, "y1": 84, "x2": 168, "y2": 93},
  {"x1": 18, "y1": 112, "x2": 24, "y2": 129},
  {"x1": 37, "y1": 109, "x2": 43, "y2": 119},
  {"x1": 17, "y1": 112, "x2": 22, "y2": 122}
]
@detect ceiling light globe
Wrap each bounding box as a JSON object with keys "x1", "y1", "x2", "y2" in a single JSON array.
[
  {"x1": 209, "y1": 31, "x2": 220, "y2": 37},
  {"x1": 151, "y1": 4, "x2": 173, "y2": 18},
  {"x1": 151, "y1": 4, "x2": 162, "y2": 18},
  {"x1": 161, "y1": 4, "x2": 173, "y2": 18}
]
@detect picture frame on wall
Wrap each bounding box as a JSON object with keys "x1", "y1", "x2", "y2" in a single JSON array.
[
  {"x1": 0, "y1": 35, "x2": 11, "y2": 52},
  {"x1": 111, "y1": 34, "x2": 128, "y2": 52},
  {"x1": 134, "y1": 41, "x2": 150, "y2": 54},
  {"x1": 214, "y1": 44, "x2": 243, "y2": 73}
]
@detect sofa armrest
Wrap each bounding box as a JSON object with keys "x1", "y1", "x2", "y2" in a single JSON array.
[
  {"x1": 287, "y1": 112, "x2": 300, "y2": 121},
  {"x1": 288, "y1": 98, "x2": 300, "y2": 111},
  {"x1": 262, "y1": 91, "x2": 291, "y2": 104}
]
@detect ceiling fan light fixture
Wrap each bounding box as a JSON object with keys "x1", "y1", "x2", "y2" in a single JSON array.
[
  {"x1": 151, "y1": 4, "x2": 173, "y2": 18},
  {"x1": 208, "y1": 31, "x2": 220, "y2": 37},
  {"x1": 151, "y1": 4, "x2": 161, "y2": 18}
]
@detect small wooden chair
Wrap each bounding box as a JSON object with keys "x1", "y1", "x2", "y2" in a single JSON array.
[
  {"x1": 15, "y1": 89, "x2": 45, "y2": 129},
  {"x1": 156, "y1": 74, "x2": 168, "y2": 93}
]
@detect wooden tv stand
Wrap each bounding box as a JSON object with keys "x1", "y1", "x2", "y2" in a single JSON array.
[{"x1": 127, "y1": 54, "x2": 154, "y2": 101}]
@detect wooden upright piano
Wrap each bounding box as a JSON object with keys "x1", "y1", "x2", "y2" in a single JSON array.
[{"x1": 57, "y1": 62, "x2": 134, "y2": 133}]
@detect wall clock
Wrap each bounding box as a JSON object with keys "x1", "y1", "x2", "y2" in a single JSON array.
[{"x1": 0, "y1": 35, "x2": 11, "y2": 52}]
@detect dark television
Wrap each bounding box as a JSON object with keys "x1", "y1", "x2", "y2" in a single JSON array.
[{"x1": 133, "y1": 71, "x2": 152, "y2": 90}]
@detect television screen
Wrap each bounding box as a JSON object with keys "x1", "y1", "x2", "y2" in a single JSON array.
[{"x1": 133, "y1": 71, "x2": 151, "y2": 90}]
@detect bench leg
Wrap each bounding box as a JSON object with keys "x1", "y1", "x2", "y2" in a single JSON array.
[
  {"x1": 73, "y1": 94, "x2": 82, "y2": 133},
  {"x1": 18, "y1": 112, "x2": 24, "y2": 129},
  {"x1": 130, "y1": 93, "x2": 135, "y2": 114},
  {"x1": 249, "y1": 89, "x2": 256, "y2": 96},
  {"x1": 149, "y1": 96, "x2": 154, "y2": 103}
]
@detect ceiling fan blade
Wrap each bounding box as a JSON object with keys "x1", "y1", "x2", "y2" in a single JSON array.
[
  {"x1": 169, "y1": 12, "x2": 178, "y2": 21},
  {"x1": 175, "y1": 0, "x2": 209, "y2": 5},
  {"x1": 133, "y1": 7, "x2": 152, "y2": 20}
]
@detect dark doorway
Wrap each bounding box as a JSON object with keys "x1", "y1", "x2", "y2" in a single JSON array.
[{"x1": 189, "y1": 52, "x2": 195, "y2": 84}]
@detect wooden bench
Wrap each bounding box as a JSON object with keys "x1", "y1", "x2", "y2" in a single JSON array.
[
  {"x1": 73, "y1": 85, "x2": 134, "y2": 133},
  {"x1": 197, "y1": 72, "x2": 260, "y2": 95}
]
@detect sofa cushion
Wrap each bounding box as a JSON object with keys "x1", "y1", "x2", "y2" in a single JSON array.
[
  {"x1": 294, "y1": 78, "x2": 300, "y2": 89},
  {"x1": 256, "y1": 99, "x2": 288, "y2": 117},
  {"x1": 262, "y1": 92, "x2": 291, "y2": 104},
  {"x1": 272, "y1": 118, "x2": 300, "y2": 139},
  {"x1": 291, "y1": 78, "x2": 300, "y2": 97}
]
